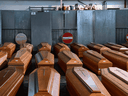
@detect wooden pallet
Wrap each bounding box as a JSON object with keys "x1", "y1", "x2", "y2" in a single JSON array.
[
  {"x1": 58, "y1": 50, "x2": 83, "y2": 73},
  {"x1": 28, "y1": 67, "x2": 60, "y2": 96},
  {"x1": 0, "y1": 42, "x2": 16, "y2": 58},
  {"x1": 38, "y1": 42, "x2": 51, "y2": 52},
  {"x1": 104, "y1": 42, "x2": 128, "y2": 53},
  {"x1": 8, "y1": 48, "x2": 32, "y2": 74},
  {"x1": 0, "y1": 67, "x2": 24, "y2": 96},
  {"x1": 66, "y1": 67, "x2": 111, "y2": 96},
  {"x1": 20, "y1": 43, "x2": 33, "y2": 53},
  {"x1": 70, "y1": 43, "x2": 89, "y2": 57},
  {"x1": 83, "y1": 50, "x2": 113, "y2": 75},
  {"x1": 54, "y1": 43, "x2": 70, "y2": 56},
  {"x1": 101, "y1": 67, "x2": 128, "y2": 96},
  {"x1": 102, "y1": 50, "x2": 128, "y2": 72},
  {"x1": 35, "y1": 51, "x2": 54, "y2": 68},
  {"x1": 87, "y1": 42, "x2": 110, "y2": 54}
]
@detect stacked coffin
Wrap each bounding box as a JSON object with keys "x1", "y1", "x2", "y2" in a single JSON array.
[
  {"x1": 66, "y1": 67, "x2": 111, "y2": 96},
  {"x1": 70, "y1": 43, "x2": 89, "y2": 57},
  {"x1": 83, "y1": 50, "x2": 113, "y2": 75},
  {"x1": 0, "y1": 51, "x2": 8, "y2": 70},
  {"x1": 122, "y1": 42, "x2": 128, "y2": 48},
  {"x1": 38, "y1": 42, "x2": 51, "y2": 52},
  {"x1": 0, "y1": 67, "x2": 24, "y2": 96},
  {"x1": 20, "y1": 43, "x2": 33, "y2": 53},
  {"x1": 28, "y1": 67, "x2": 60, "y2": 96},
  {"x1": 0, "y1": 42, "x2": 16, "y2": 58},
  {"x1": 8, "y1": 48, "x2": 32, "y2": 74},
  {"x1": 54, "y1": 43, "x2": 70, "y2": 56},
  {"x1": 35, "y1": 51, "x2": 54, "y2": 68},
  {"x1": 87, "y1": 42, "x2": 110, "y2": 54},
  {"x1": 101, "y1": 67, "x2": 128, "y2": 96},
  {"x1": 102, "y1": 50, "x2": 128, "y2": 72},
  {"x1": 58, "y1": 50, "x2": 83, "y2": 73},
  {"x1": 104, "y1": 42, "x2": 128, "y2": 53}
]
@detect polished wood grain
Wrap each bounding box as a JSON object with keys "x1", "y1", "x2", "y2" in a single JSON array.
[
  {"x1": 35, "y1": 51, "x2": 54, "y2": 68},
  {"x1": 83, "y1": 50, "x2": 113, "y2": 75},
  {"x1": 66, "y1": 67, "x2": 110, "y2": 96},
  {"x1": 38, "y1": 42, "x2": 51, "y2": 52},
  {"x1": 20, "y1": 43, "x2": 33, "y2": 53},
  {"x1": 70, "y1": 43, "x2": 89, "y2": 57},
  {"x1": 58, "y1": 50, "x2": 83, "y2": 73},
  {"x1": 0, "y1": 51, "x2": 7, "y2": 70},
  {"x1": 0, "y1": 42, "x2": 16, "y2": 58},
  {"x1": 101, "y1": 67, "x2": 128, "y2": 96},
  {"x1": 87, "y1": 42, "x2": 110, "y2": 54},
  {"x1": 28, "y1": 67, "x2": 60, "y2": 96}
]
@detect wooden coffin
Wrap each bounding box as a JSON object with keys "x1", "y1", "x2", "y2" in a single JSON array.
[
  {"x1": 104, "y1": 42, "x2": 128, "y2": 53},
  {"x1": 70, "y1": 43, "x2": 89, "y2": 57},
  {"x1": 66, "y1": 67, "x2": 111, "y2": 96},
  {"x1": 122, "y1": 42, "x2": 128, "y2": 48},
  {"x1": 8, "y1": 48, "x2": 32, "y2": 74},
  {"x1": 54, "y1": 43, "x2": 70, "y2": 56},
  {"x1": 0, "y1": 51, "x2": 8, "y2": 70},
  {"x1": 101, "y1": 67, "x2": 128, "y2": 96},
  {"x1": 38, "y1": 42, "x2": 51, "y2": 52},
  {"x1": 28, "y1": 67, "x2": 60, "y2": 96},
  {"x1": 35, "y1": 51, "x2": 54, "y2": 68},
  {"x1": 83, "y1": 50, "x2": 113, "y2": 75},
  {"x1": 87, "y1": 42, "x2": 110, "y2": 54},
  {"x1": 0, "y1": 42, "x2": 16, "y2": 58},
  {"x1": 102, "y1": 50, "x2": 128, "y2": 72},
  {"x1": 0, "y1": 67, "x2": 24, "y2": 96},
  {"x1": 58, "y1": 50, "x2": 83, "y2": 73},
  {"x1": 20, "y1": 43, "x2": 33, "y2": 53}
]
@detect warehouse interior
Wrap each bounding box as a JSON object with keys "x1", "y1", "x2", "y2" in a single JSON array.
[{"x1": 0, "y1": 0, "x2": 128, "y2": 96}]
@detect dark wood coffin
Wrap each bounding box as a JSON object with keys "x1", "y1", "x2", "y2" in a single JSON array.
[
  {"x1": 8, "y1": 48, "x2": 32, "y2": 74},
  {"x1": 87, "y1": 42, "x2": 110, "y2": 54},
  {"x1": 0, "y1": 42, "x2": 16, "y2": 58},
  {"x1": 70, "y1": 43, "x2": 89, "y2": 57},
  {"x1": 0, "y1": 67, "x2": 24, "y2": 96},
  {"x1": 122, "y1": 42, "x2": 128, "y2": 48},
  {"x1": 104, "y1": 42, "x2": 128, "y2": 53},
  {"x1": 58, "y1": 50, "x2": 83, "y2": 73},
  {"x1": 66, "y1": 67, "x2": 111, "y2": 96},
  {"x1": 54, "y1": 43, "x2": 70, "y2": 56},
  {"x1": 102, "y1": 50, "x2": 128, "y2": 72},
  {"x1": 35, "y1": 51, "x2": 54, "y2": 68},
  {"x1": 38, "y1": 42, "x2": 51, "y2": 52},
  {"x1": 101, "y1": 67, "x2": 128, "y2": 96},
  {"x1": 28, "y1": 67, "x2": 60, "y2": 96},
  {"x1": 83, "y1": 50, "x2": 113, "y2": 75},
  {"x1": 0, "y1": 51, "x2": 8, "y2": 70},
  {"x1": 20, "y1": 43, "x2": 33, "y2": 53}
]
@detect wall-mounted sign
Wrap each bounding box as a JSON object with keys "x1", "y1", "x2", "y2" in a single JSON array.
[
  {"x1": 126, "y1": 34, "x2": 128, "y2": 42},
  {"x1": 62, "y1": 32, "x2": 73, "y2": 44}
]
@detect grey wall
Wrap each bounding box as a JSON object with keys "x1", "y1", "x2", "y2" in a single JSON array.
[{"x1": 94, "y1": 10, "x2": 116, "y2": 44}]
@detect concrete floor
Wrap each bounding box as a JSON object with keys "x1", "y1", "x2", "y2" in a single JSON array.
[{"x1": 16, "y1": 54, "x2": 101, "y2": 96}]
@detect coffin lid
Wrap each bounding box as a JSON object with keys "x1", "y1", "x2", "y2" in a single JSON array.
[
  {"x1": 0, "y1": 51, "x2": 7, "y2": 58},
  {"x1": 86, "y1": 50, "x2": 105, "y2": 60},
  {"x1": 73, "y1": 67, "x2": 101, "y2": 93},
  {"x1": 15, "y1": 48, "x2": 27, "y2": 58},
  {"x1": 62, "y1": 51, "x2": 76, "y2": 60},
  {"x1": 106, "y1": 42, "x2": 125, "y2": 48},
  {"x1": 109, "y1": 67, "x2": 128, "y2": 84},
  {"x1": 3, "y1": 42, "x2": 15, "y2": 49}
]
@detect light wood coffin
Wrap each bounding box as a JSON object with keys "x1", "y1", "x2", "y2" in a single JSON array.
[
  {"x1": 0, "y1": 42, "x2": 16, "y2": 58},
  {"x1": 104, "y1": 42, "x2": 128, "y2": 53},
  {"x1": 66, "y1": 67, "x2": 111, "y2": 96},
  {"x1": 87, "y1": 42, "x2": 110, "y2": 54},
  {"x1": 70, "y1": 43, "x2": 89, "y2": 57},
  {"x1": 38, "y1": 42, "x2": 51, "y2": 52},
  {"x1": 83, "y1": 50, "x2": 113, "y2": 75},
  {"x1": 54, "y1": 43, "x2": 70, "y2": 56},
  {"x1": 0, "y1": 67, "x2": 24, "y2": 96},
  {"x1": 58, "y1": 50, "x2": 83, "y2": 73},
  {"x1": 101, "y1": 67, "x2": 128, "y2": 96},
  {"x1": 35, "y1": 51, "x2": 54, "y2": 68},
  {"x1": 0, "y1": 51, "x2": 8, "y2": 70},
  {"x1": 8, "y1": 48, "x2": 32, "y2": 74},
  {"x1": 20, "y1": 43, "x2": 33, "y2": 53},
  {"x1": 102, "y1": 50, "x2": 128, "y2": 72},
  {"x1": 28, "y1": 67, "x2": 60, "y2": 96}
]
